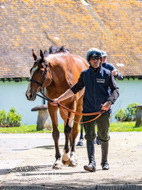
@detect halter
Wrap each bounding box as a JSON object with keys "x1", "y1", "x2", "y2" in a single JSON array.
[{"x1": 30, "y1": 61, "x2": 53, "y2": 90}]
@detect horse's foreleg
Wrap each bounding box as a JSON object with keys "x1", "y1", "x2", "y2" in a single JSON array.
[{"x1": 48, "y1": 103, "x2": 61, "y2": 169}]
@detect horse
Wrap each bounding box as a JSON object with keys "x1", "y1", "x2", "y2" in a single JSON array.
[{"x1": 26, "y1": 46, "x2": 89, "y2": 169}]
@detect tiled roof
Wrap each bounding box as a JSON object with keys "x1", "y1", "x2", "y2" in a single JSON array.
[{"x1": 0, "y1": 0, "x2": 142, "y2": 79}]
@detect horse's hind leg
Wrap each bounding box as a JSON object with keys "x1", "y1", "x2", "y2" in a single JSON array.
[
  {"x1": 69, "y1": 98, "x2": 83, "y2": 166},
  {"x1": 48, "y1": 104, "x2": 61, "y2": 169},
  {"x1": 62, "y1": 113, "x2": 72, "y2": 165},
  {"x1": 68, "y1": 113, "x2": 82, "y2": 167},
  {"x1": 60, "y1": 103, "x2": 76, "y2": 166},
  {"x1": 76, "y1": 118, "x2": 84, "y2": 146}
]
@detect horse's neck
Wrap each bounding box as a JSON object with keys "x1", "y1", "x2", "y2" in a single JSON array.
[
  {"x1": 46, "y1": 53, "x2": 73, "y2": 95},
  {"x1": 46, "y1": 66, "x2": 70, "y2": 97}
]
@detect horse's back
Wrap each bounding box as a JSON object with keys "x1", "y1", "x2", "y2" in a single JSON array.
[
  {"x1": 72, "y1": 54, "x2": 89, "y2": 70},
  {"x1": 47, "y1": 52, "x2": 89, "y2": 85}
]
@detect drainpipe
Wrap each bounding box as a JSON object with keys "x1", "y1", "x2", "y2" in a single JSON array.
[{"x1": 43, "y1": 88, "x2": 46, "y2": 105}]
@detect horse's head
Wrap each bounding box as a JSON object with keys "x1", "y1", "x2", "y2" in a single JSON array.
[{"x1": 26, "y1": 50, "x2": 52, "y2": 101}]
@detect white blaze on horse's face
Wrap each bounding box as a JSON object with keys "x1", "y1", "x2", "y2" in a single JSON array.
[
  {"x1": 27, "y1": 66, "x2": 38, "y2": 94},
  {"x1": 30, "y1": 66, "x2": 38, "y2": 80}
]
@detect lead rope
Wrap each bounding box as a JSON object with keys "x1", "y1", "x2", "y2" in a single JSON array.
[
  {"x1": 36, "y1": 91, "x2": 105, "y2": 124},
  {"x1": 60, "y1": 106, "x2": 103, "y2": 124}
]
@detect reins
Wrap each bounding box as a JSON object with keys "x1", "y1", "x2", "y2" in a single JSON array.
[{"x1": 36, "y1": 91, "x2": 105, "y2": 124}]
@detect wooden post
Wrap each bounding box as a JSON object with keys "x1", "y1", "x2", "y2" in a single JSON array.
[
  {"x1": 133, "y1": 105, "x2": 142, "y2": 127},
  {"x1": 31, "y1": 105, "x2": 52, "y2": 131}
]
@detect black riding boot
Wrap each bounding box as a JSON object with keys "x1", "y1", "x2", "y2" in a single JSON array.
[
  {"x1": 101, "y1": 141, "x2": 109, "y2": 170},
  {"x1": 84, "y1": 140, "x2": 96, "y2": 172}
]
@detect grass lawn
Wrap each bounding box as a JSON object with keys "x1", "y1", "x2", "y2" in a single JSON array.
[{"x1": 0, "y1": 122, "x2": 142, "y2": 134}]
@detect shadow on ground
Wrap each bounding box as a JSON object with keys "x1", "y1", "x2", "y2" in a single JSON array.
[{"x1": 0, "y1": 184, "x2": 142, "y2": 190}]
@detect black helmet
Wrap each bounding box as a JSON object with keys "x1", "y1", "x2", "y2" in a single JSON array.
[{"x1": 86, "y1": 48, "x2": 102, "y2": 62}]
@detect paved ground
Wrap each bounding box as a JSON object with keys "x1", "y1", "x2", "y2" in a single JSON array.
[{"x1": 0, "y1": 132, "x2": 142, "y2": 189}]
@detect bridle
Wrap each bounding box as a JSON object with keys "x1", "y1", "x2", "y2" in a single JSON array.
[{"x1": 30, "y1": 60, "x2": 53, "y2": 91}]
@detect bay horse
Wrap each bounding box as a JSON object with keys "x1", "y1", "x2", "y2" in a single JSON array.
[{"x1": 26, "y1": 46, "x2": 89, "y2": 169}]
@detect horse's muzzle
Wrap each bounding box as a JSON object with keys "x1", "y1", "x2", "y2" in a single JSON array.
[{"x1": 25, "y1": 91, "x2": 36, "y2": 101}]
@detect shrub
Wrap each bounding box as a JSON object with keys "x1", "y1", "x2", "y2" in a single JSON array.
[
  {"x1": 0, "y1": 110, "x2": 7, "y2": 125},
  {"x1": 126, "y1": 103, "x2": 139, "y2": 121},
  {"x1": 114, "y1": 103, "x2": 140, "y2": 121},
  {"x1": 0, "y1": 108, "x2": 22, "y2": 127},
  {"x1": 114, "y1": 108, "x2": 127, "y2": 121}
]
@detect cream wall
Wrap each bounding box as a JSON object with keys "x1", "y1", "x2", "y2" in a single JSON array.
[
  {"x1": 0, "y1": 78, "x2": 142, "y2": 124},
  {"x1": 111, "y1": 78, "x2": 142, "y2": 122},
  {"x1": 0, "y1": 81, "x2": 43, "y2": 125}
]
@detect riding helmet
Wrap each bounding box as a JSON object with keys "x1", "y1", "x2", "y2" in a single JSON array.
[
  {"x1": 101, "y1": 50, "x2": 107, "y2": 57},
  {"x1": 86, "y1": 48, "x2": 102, "y2": 62}
]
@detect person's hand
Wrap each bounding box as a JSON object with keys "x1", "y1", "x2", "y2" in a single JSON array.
[
  {"x1": 112, "y1": 70, "x2": 118, "y2": 76},
  {"x1": 50, "y1": 98, "x2": 60, "y2": 106},
  {"x1": 101, "y1": 101, "x2": 111, "y2": 111}
]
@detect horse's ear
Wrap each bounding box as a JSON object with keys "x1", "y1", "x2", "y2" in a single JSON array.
[
  {"x1": 40, "y1": 49, "x2": 44, "y2": 60},
  {"x1": 32, "y1": 49, "x2": 37, "y2": 61}
]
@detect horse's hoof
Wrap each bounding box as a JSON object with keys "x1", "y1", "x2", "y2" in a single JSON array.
[
  {"x1": 52, "y1": 163, "x2": 61, "y2": 169},
  {"x1": 69, "y1": 152, "x2": 78, "y2": 167},
  {"x1": 68, "y1": 160, "x2": 77, "y2": 167},
  {"x1": 52, "y1": 159, "x2": 62, "y2": 169},
  {"x1": 76, "y1": 139, "x2": 83, "y2": 146},
  {"x1": 62, "y1": 151, "x2": 70, "y2": 165},
  {"x1": 62, "y1": 158, "x2": 70, "y2": 166}
]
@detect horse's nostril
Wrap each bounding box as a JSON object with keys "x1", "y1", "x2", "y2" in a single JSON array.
[{"x1": 29, "y1": 94, "x2": 32, "y2": 99}]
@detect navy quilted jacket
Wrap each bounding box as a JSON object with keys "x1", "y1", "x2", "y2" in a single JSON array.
[{"x1": 71, "y1": 66, "x2": 119, "y2": 114}]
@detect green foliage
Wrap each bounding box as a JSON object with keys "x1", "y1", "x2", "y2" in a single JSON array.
[
  {"x1": 0, "y1": 110, "x2": 7, "y2": 125},
  {"x1": 0, "y1": 108, "x2": 22, "y2": 127},
  {"x1": 114, "y1": 103, "x2": 140, "y2": 121},
  {"x1": 114, "y1": 108, "x2": 127, "y2": 121},
  {"x1": 0, "y1": 122, "x2": 142, "y2": 133},
  {"x1": 126, "y1": 103, "x2": 139, "y2": 121},
  {"x1": 7, "y1": 108, "x2": 22, "y2": 126}
]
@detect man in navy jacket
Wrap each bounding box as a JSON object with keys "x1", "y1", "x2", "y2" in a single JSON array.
[
  {"x1": 51, "y1": 48, "x2": 119, "y2": 172},
  {"x1": 77, "y1": 50, "x2": 123, "y2": 147},
  {"x1": 101, "y1": 50, "x2": 123, "y2": 80}
]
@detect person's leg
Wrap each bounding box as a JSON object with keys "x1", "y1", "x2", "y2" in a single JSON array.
[
  {"x1": 101, "y1": 141, "x2": 109, "y2": 170},
  {"x1": 83, "y1": 115, "x2": 96, "y2": 172},
  {"x1": 96, "y1": 113, "x2": 110, "y2": 170},
  {"x1": 94, "y1": 130, "x2": 101, "y2": 145}
]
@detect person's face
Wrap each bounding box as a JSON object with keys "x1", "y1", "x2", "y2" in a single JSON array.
[
  {"x1": 102, "y1": 56, "x2": 107, "y2": 64},
  {"x1": 89, "y1": 56, "x2": 101, "y2": 69}
]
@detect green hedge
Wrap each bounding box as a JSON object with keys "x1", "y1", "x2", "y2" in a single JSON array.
[
  {"x1": 114, "y1": 103, "x2": 139, "y2": 121},
  {"x1": 0, "y1": 108, "x2": 22, "y2": 127}
]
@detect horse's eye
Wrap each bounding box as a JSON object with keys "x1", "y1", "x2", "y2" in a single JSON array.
[{"x1": 39, "y1": 69, "x2": 44, "y2": 75}]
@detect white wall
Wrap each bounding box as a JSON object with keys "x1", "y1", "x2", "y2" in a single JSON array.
[
  {"x1": 0, "y1": 81, "x2": 43, "y2": 125},
  {"x1": 0, "y1": 78, "x2": 142, "y2": 124},
  {"x1": 111, "y1": 78, "x2": 142, "y2": 122}
]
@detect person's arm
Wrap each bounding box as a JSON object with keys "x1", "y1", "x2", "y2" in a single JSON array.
[
  {"x1": 51, "y1": 89, "x2": 74, "y2": 106},
  {"x1": 111, "y1": 64, "x2": 123, "y2": 80},
  {"x1": 112, "y1": 70, "x2": 123, "y2": 80},
  {"x1": 107, "y1": 73, "x2": 119, "y2": 103},
  {"x1": 51, "y1": 72, "x2": 85, "y2": 106},
  {"x1": 104, "y1": 63, "x2": 123, "y2": 80},
  {"x1": 101, "y1": 73, "x2": 119, "y2": 111}
]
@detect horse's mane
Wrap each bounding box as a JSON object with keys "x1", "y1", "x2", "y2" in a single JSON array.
[{"x1": 44, "y1": 46, "x2": 69, "y2": 57}]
